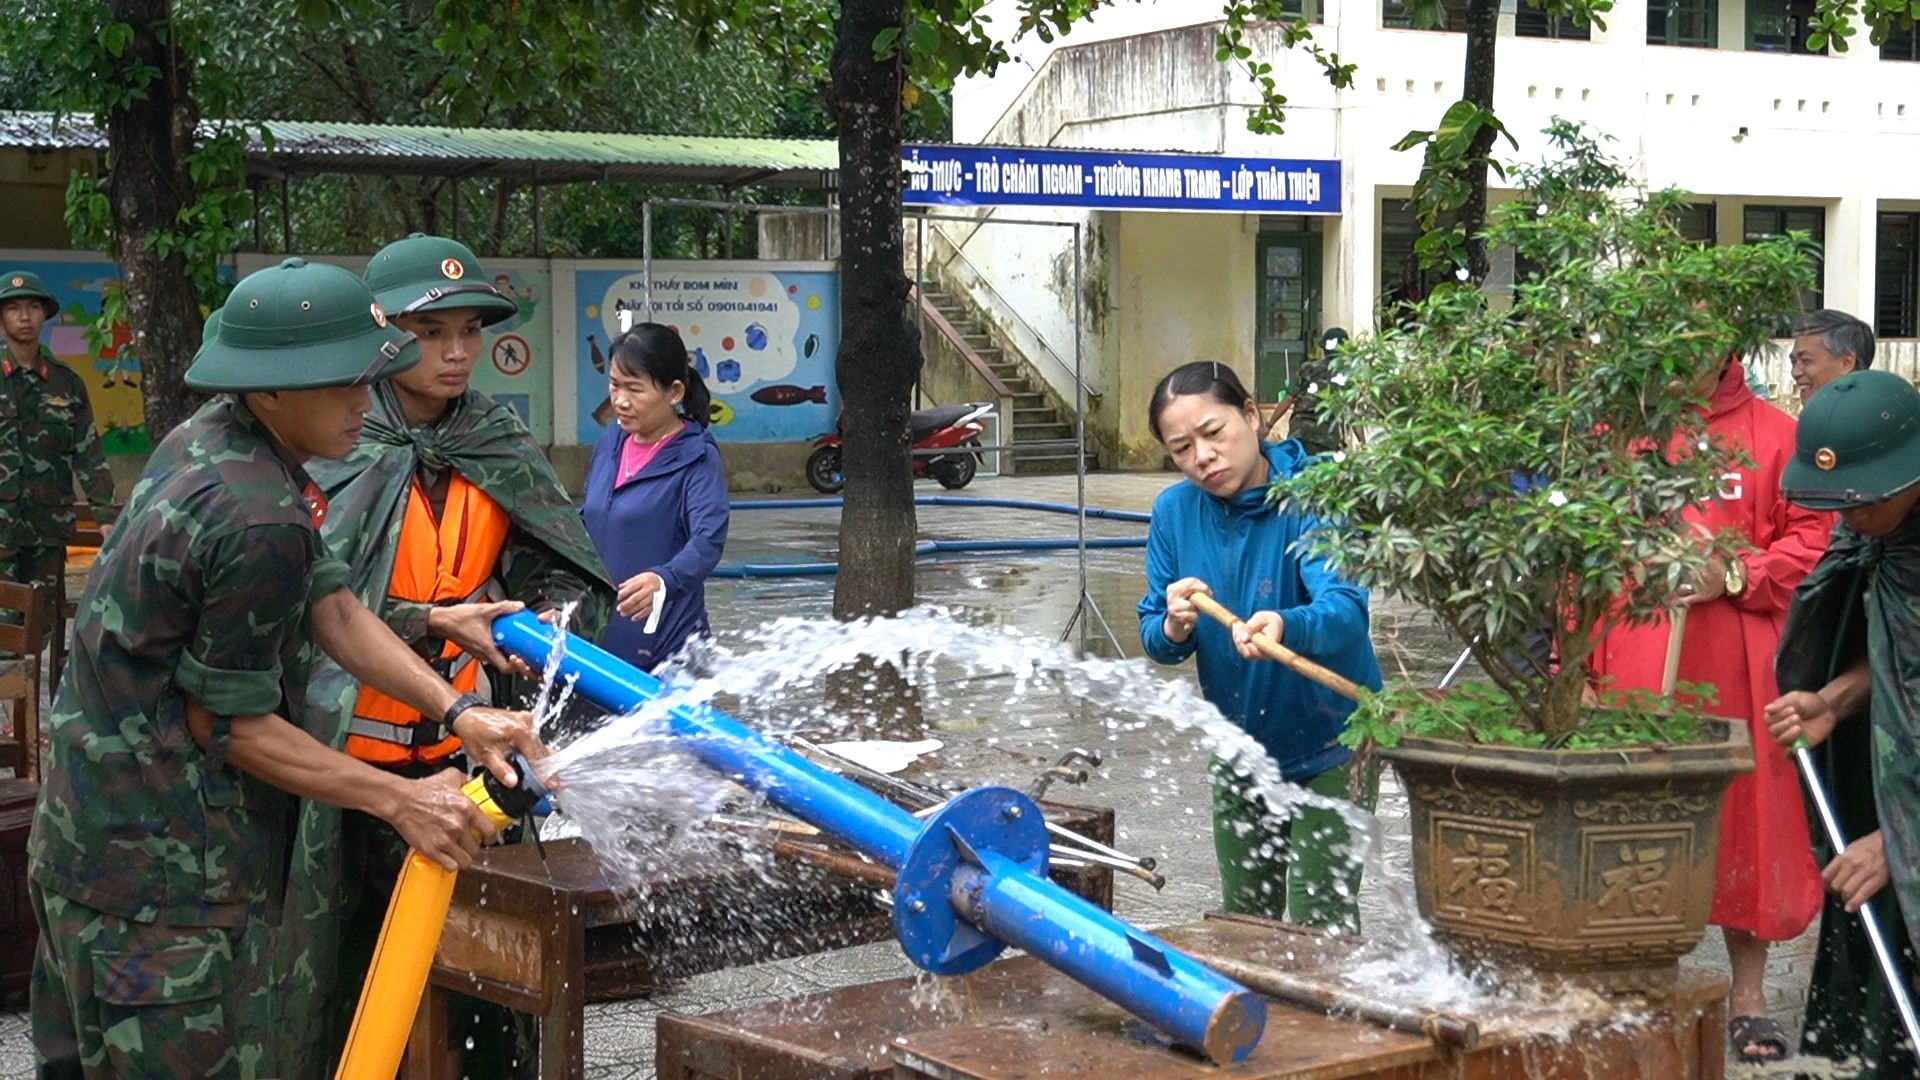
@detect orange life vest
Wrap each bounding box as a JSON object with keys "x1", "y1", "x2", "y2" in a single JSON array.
[{"x1": 346, "y1": 472, "x2": 513, "y2": 767}]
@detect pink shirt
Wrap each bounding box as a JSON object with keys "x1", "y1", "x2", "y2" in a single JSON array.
[{"x1": 617, "y1": 423, "x2": 684, "y2": 487}]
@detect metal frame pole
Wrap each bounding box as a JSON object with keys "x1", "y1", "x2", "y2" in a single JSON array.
[
  {"x1": 915, "y1": 215, "x2": 926, "y2": 410},
  {"x1": 1795, "y1": 744, "x2": 1920, "y2": 1050},
  {"x1": 642, "y1": 198, "x2": 654, "y2": 322}
]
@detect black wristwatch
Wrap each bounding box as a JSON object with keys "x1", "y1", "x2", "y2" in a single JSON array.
[{"x1": 442, "y1": 692, "x2": 486, "y2": 734}]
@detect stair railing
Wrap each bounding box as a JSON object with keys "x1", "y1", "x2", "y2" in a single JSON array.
[{"x1": 927, "y1": 229, "x2": 1101, "y2": 404}]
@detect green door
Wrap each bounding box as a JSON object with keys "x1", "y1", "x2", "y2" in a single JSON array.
[{"x1": 1255, "y1": 233, "x2": 1322, "y2": 403}]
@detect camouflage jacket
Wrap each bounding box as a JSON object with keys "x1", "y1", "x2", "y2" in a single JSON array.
[
  {"x1": 266, "y1": 384, "x2": 611, "y2": 1079},
  {"x1": 28, "y1": 396, "x2": 351, "y2": 927},
  {"x1": 1285, "y1": 356, "x2": 1347, "y2": 455},
  {"x1": 0, "y1": 344, "x2": 116, "y2": 547}
]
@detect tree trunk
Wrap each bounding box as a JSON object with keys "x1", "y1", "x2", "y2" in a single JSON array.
[
  {"x1": 829, "y1": 0, "x2": 920, "y2": 619},
  {"x1": 1458, "y1": 0, "x2": 1501, "y2": 282},
  {"x1": 108, "y1": 0, "x2": 209, "y2": 442}
]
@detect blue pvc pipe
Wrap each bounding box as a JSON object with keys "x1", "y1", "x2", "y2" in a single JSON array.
[
  {"x1": 492, "y1": 611, "x2": 1264, "y2": 1063},
  {"x1": 712, "y1": 535, "x2": 1147, "y2": 579},
  {"x1": 729, "y1": 495, "x2": 1153, "y2": 524},
  {"x1": 952, "y1": 855, "x2": 1263, "y2": 1061}
]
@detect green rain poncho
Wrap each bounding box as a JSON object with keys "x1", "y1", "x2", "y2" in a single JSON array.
[
  {"x1": 264, "y1": 383, "x2": 612, "y2": 1079},
  {"x1": 1776, "y1": 508, "x2": 1920, "y2": 1077}
]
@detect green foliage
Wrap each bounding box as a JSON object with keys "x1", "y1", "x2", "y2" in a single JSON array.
[
  {"x1": 21, "y1": 1, "x2": 260, "y2": 347},
  {"x1": 1276, "y1": 121, "x2": 1817, "y2": 742},
  {"x1": 1215, "y1": 0, "x2": 1355, "y2": 135},
  {"x1": 1391, "y1": 99, "x2": 1517, "y2": 273},
  {"x1": 1340, "y1": 680, "x2": 1713, "y2": 750}
]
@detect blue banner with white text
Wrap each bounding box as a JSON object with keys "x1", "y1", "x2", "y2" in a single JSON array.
[{"x1": 902, "y1": 145, "x2": 1341, "y2": 214}]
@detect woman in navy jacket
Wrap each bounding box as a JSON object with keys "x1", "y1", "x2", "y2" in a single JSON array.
[
  {"x1": 1137, "y1": 361, "x2": 1382, "y2": 932},
  {"x1": 582, "y1": 323, "x2": 730, "y2": 671}
]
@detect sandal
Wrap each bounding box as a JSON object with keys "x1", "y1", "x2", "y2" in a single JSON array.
[{"x1": 1728, "y1": 1014, "x2": 1791, "y2": 1062}]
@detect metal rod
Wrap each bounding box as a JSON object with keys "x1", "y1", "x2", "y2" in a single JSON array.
[
  {"x1": 642, "y1": 199, "x2": 654, "y2": 322},
  {"x1": 1179, "y1": 947, "x2": 1480, "y2": 1050},
  {"x1": 1191, "y1": 593, "x2": 1366, "y2": 702},
  {"x1": 494, "y1": 614, "x2": 1264, "y2": 1062},
  {"x1": 915, "y1": 215, "x2": 926, "y2": 411},
  {"x1": 1794, "y1": 743, "x2": 1920, "y2": 1050},
  {"x1": 790, "y1": 737, "x2": 1160, "y2": 875},
  {"x1": 1439, "y1": 646, "x2": 1474, "y2": 690}
]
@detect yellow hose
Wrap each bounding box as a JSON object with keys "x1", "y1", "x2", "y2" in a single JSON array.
[{"x1": 334, "y1": 771, "x2": 519, "y2": 1079}]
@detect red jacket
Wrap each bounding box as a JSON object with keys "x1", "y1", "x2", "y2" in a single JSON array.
[{"x1": 1588, "y1": 357, "x2": 1830, "y2": 939}]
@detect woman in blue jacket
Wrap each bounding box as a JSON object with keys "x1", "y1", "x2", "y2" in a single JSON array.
[
  {"x1": 1137, "y1": 360, "x2": 1383, "y2": 932},
  {"x1": 583, "y1": 323, "x2": 730, "y2": 672}
]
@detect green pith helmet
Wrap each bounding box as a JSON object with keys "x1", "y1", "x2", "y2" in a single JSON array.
[
  {"x1": 186, "y1": 258, "x2": 418, "y2": 393},
  {"x1": 362, "y1": 233, "x2": 516, "y2": 326},
  {"x1": 0, "y1": 270, "x2": 59, "y2": 319},
  {"x1": 1782, "y1": 370, "x2": 1920, "y2": 510}
]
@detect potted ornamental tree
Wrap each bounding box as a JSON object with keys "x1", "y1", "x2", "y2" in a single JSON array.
[{"x1": 1276, "y1": 122, "x2": 1817, "y2": 995}]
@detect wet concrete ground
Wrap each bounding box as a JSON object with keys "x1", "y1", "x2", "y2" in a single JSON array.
[{"x1": 0, "y1": 471, "x2": 1816, "y2": 1078}]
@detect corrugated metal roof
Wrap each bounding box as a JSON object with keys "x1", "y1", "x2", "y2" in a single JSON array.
[{"x1": 0, "y1": 111, "x2": 838, "y2": 188}]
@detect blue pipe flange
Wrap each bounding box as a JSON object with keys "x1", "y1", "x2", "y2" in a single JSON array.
[{"x1": 892, "y1": 786, "x2": 1049, "y2": 975}]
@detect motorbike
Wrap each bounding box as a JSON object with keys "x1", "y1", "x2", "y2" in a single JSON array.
[{"x1": 805, "y1": 401, "x2": 993, "y2": 494}]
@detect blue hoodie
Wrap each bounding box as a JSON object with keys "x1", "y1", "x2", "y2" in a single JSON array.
[
  {"x1": 1137, "y1": 440, "x2": 1381, "y2": 781},
  {"x1": 582, "y1": 422, "x2": 730, "y2": 671}
]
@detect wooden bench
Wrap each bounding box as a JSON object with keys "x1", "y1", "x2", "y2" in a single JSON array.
[{"x1": 403, "y1": 802, "x2": 1115, "y2": 1079}]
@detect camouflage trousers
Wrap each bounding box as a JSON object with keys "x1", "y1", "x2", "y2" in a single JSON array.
[
  {"x1": 30, "y1": 882, "x2": 270, "y2": 1079},
  {"x1": 0, "y1": 545, "x2": 62, "y2": 652}
]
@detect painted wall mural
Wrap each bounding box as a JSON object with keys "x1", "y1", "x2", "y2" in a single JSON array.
[
  {"x1": 574, "y1": 263, "x2": 839, "y2": 445},
  {"x1": 6, "y1": 257, "x2": 149, "y2": 454}
]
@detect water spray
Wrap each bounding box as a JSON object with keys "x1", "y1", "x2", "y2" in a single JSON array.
[
  {"x1": 491, "y1": 611, "x2": 1266, "y2": 1063},
  {"x1": 333, "y1": 754, "x2": 551, "y2": 1080}
]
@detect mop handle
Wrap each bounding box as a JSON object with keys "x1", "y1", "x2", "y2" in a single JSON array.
[
  {"x1": 1793, "y1": 740, "x2": 1920, "y2": 1051},
  {"x1": 1190, "y1": 592, "x2": 1365, "y2": 703}
]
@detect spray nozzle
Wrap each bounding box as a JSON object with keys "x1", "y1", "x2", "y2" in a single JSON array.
[{"x1": 480, "y1": 751, "x2": 552, "y2": 822}]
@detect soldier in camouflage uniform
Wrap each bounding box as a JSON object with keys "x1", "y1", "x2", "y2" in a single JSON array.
[
  {"x1": 1767, "y1": 369, "x2": 1920, "y2": 1076},
  {"x1": 27, "y1": 258, "x2": 546, "y2": 1079},
  {"x1": 1266, "y1": 327, "x2": 1362, "y2": 458},
  {"x1": 0, "y1": 270, "x2": 118, "y2": 648},
  {"x1": 269, "y1": 236, "x2": 612, "y2": 1079}
]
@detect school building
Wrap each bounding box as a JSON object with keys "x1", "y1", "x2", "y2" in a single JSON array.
[{"x1": 933, "y1": 0, "x2": 1920, "y2": 465}]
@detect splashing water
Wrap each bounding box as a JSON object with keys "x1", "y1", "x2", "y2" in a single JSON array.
[{"x1": 512, "y1": 606, "x2": 1787, "y2": 1054}]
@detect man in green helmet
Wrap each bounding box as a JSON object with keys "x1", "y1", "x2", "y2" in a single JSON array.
[
  {"x1": 0, "y1": 269, "x2": 117, "y2": 655},
  {"x1": 1266, "y1": 327, "x2": 1363, "y2": 458},
  {"x1": 26, "y1": 258, "x2": 545, "y2": 1079},
  {"x1": 1765, "y1": 369, "x2": 1920, "y2": 1075},
  {"x1": 267, "y1": 235, "x2": 612, "y2": 1079}
]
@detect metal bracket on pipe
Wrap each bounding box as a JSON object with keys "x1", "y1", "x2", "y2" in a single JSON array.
[{"x1": 893, "y1": 787, "x2": 1049, "y2": 973}]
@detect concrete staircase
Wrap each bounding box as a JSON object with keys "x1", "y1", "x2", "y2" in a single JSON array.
[{"x1": 920, "y1": 284, "x2": 1094, "y2": 475}]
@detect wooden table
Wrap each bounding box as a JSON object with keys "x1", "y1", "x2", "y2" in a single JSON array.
[
  {"x1": 406, "y1": 802, "x2": 1115, "y2": 1079},
  {"x1": 657, "y1": 914, "x2": 1729, "y2": 1080},
  {"x1": 0, "y1": 778, "x2": 38, "y2": 1003}
]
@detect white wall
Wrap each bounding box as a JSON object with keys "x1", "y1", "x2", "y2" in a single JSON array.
[{"x1": 956, "y1": 0, "x2": 1920, "y2": 337}]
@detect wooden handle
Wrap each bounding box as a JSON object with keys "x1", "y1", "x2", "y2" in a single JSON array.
[
  {"x1": 1659, "y1": 605, "x2": 1689, "y2": 697},
  {"x1": 1189, "y1": 591, "x2": 1366, "y2": 703}
]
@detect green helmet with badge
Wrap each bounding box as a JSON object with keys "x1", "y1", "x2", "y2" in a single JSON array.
[
  {"x1": 1782, "y1": 370, "x2": 1920, "y2": 510},
  {"x1": 362, "y1": 233, "x2": 516, "y2": 326},
  {"x1": 0, "y1": 270, "x2": 59, "y2": 319},
  {"x1": 186, "y1": 257, "x2": 418, "y2": 392}
]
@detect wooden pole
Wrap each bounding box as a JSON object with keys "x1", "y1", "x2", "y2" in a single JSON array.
[
  {"x1": 1659, "y1": 606, "x2": 1689, "y2": 697},
  {"x1": 1190, "y1": 592, "x2": 1366, "y2": 703}
]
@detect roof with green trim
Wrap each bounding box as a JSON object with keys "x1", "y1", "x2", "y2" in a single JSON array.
[{"x1": 0, "y1": 111, "x2": 838, "y2": 188}]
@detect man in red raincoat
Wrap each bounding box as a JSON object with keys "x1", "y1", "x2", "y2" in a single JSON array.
[{"x1": 1587, "y1": 353, "x2": 1830, "y2": 1063}]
